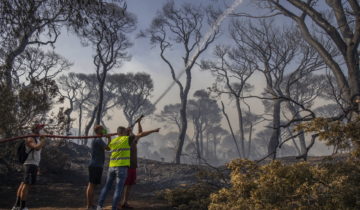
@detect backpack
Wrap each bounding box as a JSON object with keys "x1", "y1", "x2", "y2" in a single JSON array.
[{"x1": 17, "y1": 138, "x2": 36, "y2": 164}]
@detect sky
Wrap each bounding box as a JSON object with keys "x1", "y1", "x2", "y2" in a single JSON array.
[{"x1": 53, "y1": 0, "x2": 332, "y2": 156}]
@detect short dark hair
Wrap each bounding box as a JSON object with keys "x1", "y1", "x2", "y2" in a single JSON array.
[
  {"x1": 32, "y1": 124, "x2": 45, "y2": 133},
  {"x1": 94, "y1": 125, "x2": 104, "y2": 135},
  {"x1": 117, "y1": 126, "x2": 126, "y2": 134}
]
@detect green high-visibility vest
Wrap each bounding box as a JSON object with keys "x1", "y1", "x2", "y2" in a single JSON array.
[{"x1": 109, "y1": 136, "x2": 130, "y2": 167}]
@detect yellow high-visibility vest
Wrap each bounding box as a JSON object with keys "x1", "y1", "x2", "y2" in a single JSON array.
[{"x1": 109, "y1": 136, "x2": 130, "y2": 167}]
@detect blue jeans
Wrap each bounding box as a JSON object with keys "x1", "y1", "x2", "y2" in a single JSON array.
[{"x1": 98, "y1": 166, "x2": 128, "y2": 210}]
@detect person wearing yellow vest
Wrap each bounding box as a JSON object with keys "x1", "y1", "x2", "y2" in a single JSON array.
[
  {"x1": 96, "y1": 125, "x2": 160, "y2": 210},
  {"x1": 118, "y1": 116, "x2": 160, "y2": 209}
]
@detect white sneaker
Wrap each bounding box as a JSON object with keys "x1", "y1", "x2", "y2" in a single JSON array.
[
  {"x1": 96, "y1": 206, "x2": 103, "y2": 210},
  {"x1": 21, "y1": 207, "x2": 29, "y2": 210}
]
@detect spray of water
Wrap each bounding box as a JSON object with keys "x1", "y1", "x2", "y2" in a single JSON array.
[{"x1": 153, "y1": 0, "x2": 243, "y2": 106}]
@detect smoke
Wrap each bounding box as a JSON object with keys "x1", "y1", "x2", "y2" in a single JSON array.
[{"x1": 153, "y1": 0, "x2": 243, "y2": 106}]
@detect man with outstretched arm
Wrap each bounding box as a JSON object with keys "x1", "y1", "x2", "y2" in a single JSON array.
[
  {"x1": 12, "y1": 124, "x2": 46, "y2": 210},
  {"x1": 119, "y1": 117, "x2": 160, "y2": 209},
  {"x1": 86, "y1": 125, "x2": 111, "y2": 210},
  {"x1": 96, "y1": 123, "x2": 160, "y2": 210}
]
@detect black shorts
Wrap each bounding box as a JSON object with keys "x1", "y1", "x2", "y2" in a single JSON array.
[
  {"x1": 23, "y1": 164, "x2": 38, "y2": 185},
  {"x1": 88, "y1": 166, "x2": 103, "y2": 185}
]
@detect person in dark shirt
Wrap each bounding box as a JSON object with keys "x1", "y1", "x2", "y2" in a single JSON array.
[
  {"x1": 118, "y1": 117, "x2": 160, "y2": 209},
  {"x1": 86, "y1": 125, "x2": 110, "y2": 210}
]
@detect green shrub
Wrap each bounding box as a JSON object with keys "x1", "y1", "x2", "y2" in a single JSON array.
[{"x1": 209, "y1": 158, "x2": 360, "y2": 210}]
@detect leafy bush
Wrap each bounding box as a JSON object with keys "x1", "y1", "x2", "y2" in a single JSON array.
[
  {"x1": 209, "y1": 158, "x2": 360, "y2": 210},
  {"x1": 296, "y1": 117, "x2": 360, "y2": 155}
]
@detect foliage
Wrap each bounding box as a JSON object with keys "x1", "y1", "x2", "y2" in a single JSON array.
[
  {"x1": 108, "y1": 72, "x2": 155, "y2": 126},
  {"x1": 188, "y1": 89, "x2": 222, "y2": 161},
  {"x1": 209, "y1": 158, "x2": 360, "y2": 210},
  {"x1": 296, "y1": 117, "x2": 360, "y2": 155}
]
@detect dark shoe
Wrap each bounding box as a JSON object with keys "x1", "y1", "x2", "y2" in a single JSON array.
[
  {"x1": 87, "y1": 205, "x2": 97, "y2": 210},
  {"x1": 121, "y1": 203, "x2": 134, "y2": 209}
]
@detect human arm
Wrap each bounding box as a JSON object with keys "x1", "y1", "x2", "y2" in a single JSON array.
[
  {"x1": 136, "y1": 128, "x2": 160, "y2": 139},
  {"x1": 137, "y1": 115, "x2": 144, "y2": 134},
  {"x1": 103, "y1": 135, "x2": 111, "y2": 151},
  {"x1": 26, "y1": 136, "x2": 46, "y2": 151}
]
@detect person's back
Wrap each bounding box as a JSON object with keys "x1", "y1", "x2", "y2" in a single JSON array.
[
  {"x1": 24, "y1": 137, "x2": 41, "y2": 166},
  {"x1": 89, "y1": 137, "x2": 107, "y2": 168},
  {"x1": 108, "y1": 135, "x2": 131, "y2": 167},
  {"x1": 86, "y1": 125, "x2": 110, "y2": 210}
]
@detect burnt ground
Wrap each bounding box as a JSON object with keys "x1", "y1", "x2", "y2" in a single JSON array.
[
  {"x1": 0, "y1": 167, "x2": 173, "y2": 210},
  {"x1": 0, "y1": 141, "x2": 184, "y2": 210},
  {"x1": 0, "y1": 157, "x2": 216, "y2": 210},
  {"x1": 0, "y1": 183, "x2": 172, "y2": 210}
]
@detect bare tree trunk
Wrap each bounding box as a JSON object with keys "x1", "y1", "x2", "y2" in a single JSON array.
[
  {"x1": 65, "y1": 101, "x2": 74, "y2": 135},
  {"x1": 213, "y1": 134, "x2": 217, "y2": 161},
  {"x1": 235, "y1": 98, "x2": 246, "y2": 157},
  {"x1": 78, "y1": 105, "x2": 84, "y2": 144},
  {"x1": 174, "y1": 65, "x2": 193, "y2": 164},
  {"x1": 95, "y1": 72, "x2": 107, "y2": 125},
  {"x1": 175, "y1": 97, "x2": 188, "y2": 164},
  {"x1": 298, "y1": 133, "x2": 307, "y2": 155},
  {"x1": 286, "y1": 127, "x2": 301, "y2": 155},
  {"x1": 85, "y1": 106, "x2": 98, "y2": 136},
  {"x1": 221, "y1": 101, "x2": 242, "y2": 158},
  {"x1": 267, "y1": 99, "x2": 282, "y2": 160},
  {"x1": 287, "y1": 102, "x2": 307, "y2": 156},
  {"x1": 246, "y1": 122, "x2": 253, "y2": 159},
  {"x1": 205, "y1": 131, "x2": 209, "y2": 159},
  {"x1": 101, "y1": 119, "x2": 107, "y2": 130},
  {"x1": 194, "y1": 118, "x2": 201, "y2": 163},
  {"x1": 200, "y1": 126, "x2": 204, "y2": 158},
  {"x1": 1, "y1": 32, "x2": 32, "y2": 89}
]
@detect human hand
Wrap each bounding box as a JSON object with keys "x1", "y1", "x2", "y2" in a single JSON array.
[
  {"x1": 126, "y1": 127, "x2": 133, "y2": 135},
  {"x1": 39, "y1": 130, "x2": 46, "y2": 141}
]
